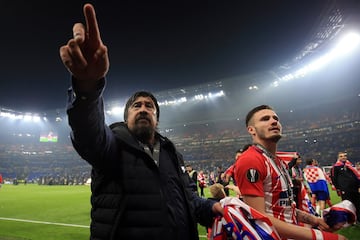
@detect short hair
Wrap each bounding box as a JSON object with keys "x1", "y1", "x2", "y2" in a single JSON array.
[
  {"x1": 337, "y1": 151, "x2": 348, "y2": 158},
  {"x1": 124, "y1": 91, "x2": 160, "y2": 122},
  {"x1": 245, "y1": 105, "x2": 273, "y2": 126},
  {"x1": 236, "y1": 143, "x2": 252, "y2": 154},
  {"x1": 209, "y1": 183, "x2": 226, "y2": 199},
  {"x1": 305, "y1": 158, "x2": 314, "y2": 165},
  {"x1": 241, "y1": 143, "x2": 252, "y2": 152}
]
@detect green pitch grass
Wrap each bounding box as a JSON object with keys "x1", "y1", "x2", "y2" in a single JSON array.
[
  {"x1": 0, "y1": 184, "x2": 358, "y2": 239},
  {"x1": 0, "y1": 184, "x2": 90, "y2": 240}
]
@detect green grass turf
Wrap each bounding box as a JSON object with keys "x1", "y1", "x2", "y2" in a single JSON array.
[
  {"x1": 0, "y1": 184, "x2": 90, "y2": 240},
  {"x1": 0, "y1": 184, "x2": 358, "y2": 239}
]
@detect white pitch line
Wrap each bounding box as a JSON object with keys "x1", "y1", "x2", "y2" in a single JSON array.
[
  {"x1": 0, "y1": 217, "x2": 89, "y2": 228},
  {"x1": 0, "y1": 217, "x2": 208, "y2": 238}
]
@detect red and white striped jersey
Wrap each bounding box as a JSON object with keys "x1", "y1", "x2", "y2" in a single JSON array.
[{"x1": 234, "y1": 145, "x2": 297, "y2": 225}]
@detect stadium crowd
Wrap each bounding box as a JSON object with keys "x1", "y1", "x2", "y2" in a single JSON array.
[
  {"x1": 0, "y1": 99, "x2": 359, "y2": 186},
  {"x1": 166, "y1": 101, "x2": 360, "y2": 177}
]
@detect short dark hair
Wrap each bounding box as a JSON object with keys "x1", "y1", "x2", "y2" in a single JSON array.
[
  {"x1": 241, "y1": 143, "x2": 252, "y2": 152},
  {"x1": 305, "y1": 158, "x2": 314, "y2": 165},
  {"x1": 236, "y1": 143, "x2": 252, "y2": 154},
  {"x1": 245, "y1": 105, "x2": 273, "y2": 126},
  {"x1": 124, "y1": 91, "x2": 160, "y2": 122}
]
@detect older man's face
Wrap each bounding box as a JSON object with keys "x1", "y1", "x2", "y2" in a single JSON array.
[{"x1": 126, "y1": 96, "x2": 158, "y2": 142}]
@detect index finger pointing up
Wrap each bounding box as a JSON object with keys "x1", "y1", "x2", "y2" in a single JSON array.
[{"x1": 83, "y1": 3, "x2": 102, "y2": 44}]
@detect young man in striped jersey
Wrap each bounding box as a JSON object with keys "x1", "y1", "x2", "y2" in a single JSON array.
[{"x1": 234, "y1": 105, "x2": 346, "y2": 240}]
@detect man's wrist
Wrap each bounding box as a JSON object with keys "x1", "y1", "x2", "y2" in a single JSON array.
[{"x1": 311, "y1": 229, "x2": 339, "y2": 240}]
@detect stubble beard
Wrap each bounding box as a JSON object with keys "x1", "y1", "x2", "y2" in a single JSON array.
[
  {"x1": 257, "y1": 128, "x2": 282, "y2": 143},
  {"x1": 269, "y1": 134, "x2": 282, "y2": 143}
]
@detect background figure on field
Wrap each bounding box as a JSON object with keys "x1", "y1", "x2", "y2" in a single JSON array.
[
  {"x1": 223, "y1": 144, "x2": 252, "y2": 198},
  {"x1": 356, "y1": 162, "x2": 360, "y2": 173},
  {"x1": 288, "y1": 154, "x2": 304, "y2": 209},
  {"x1": 186, "y1": 164, "x2": 198, "y2": 195},
  {"x1": 313, "y1": 160, "x2": 333, "y2": 207},
  {"x1": 206, "y1": 183, "x2": 227, "y2": 240},
  {"x1": 303, "y1": 158, "x2": 331, "y2": 217},
  {"x1": 223, "y1": 144, "x2": 252, "y2": 186},
  {"x1": 198, "y1": 170, "x2": 207, "y2": 197},
  {"x1": 216, "y1": 165, "x2": 229, "y2": 196},
  {"x1": 331, "y1": 151, "x2": 360, "y2": 222},
  {"x1": 208, "y1": 171, "x2": 216, "y2": 186}
]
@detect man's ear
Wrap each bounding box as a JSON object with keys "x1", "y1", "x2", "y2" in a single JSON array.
[{"x1": 247, "y1": 125, "x2": 255, "y2": 136}]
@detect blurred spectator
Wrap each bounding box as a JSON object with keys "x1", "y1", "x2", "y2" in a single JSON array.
[
  {"x1": 223, "y1": 144, "x2": 252, "y2": 186},
  {"x1": 198, "y1": 170, "x2": 207, "y2": 197},
  {"x1": 208, "y1": 171, "x2": 216, "y2": 185},
  {"x1": 216, "y1": 165, "x2": 228, "y2": 196},
  {"x1": 356, "y1": 162, "x2": 360, "y2": 173},
  {"x1": 288, "y1": 154, "x2": 304, "y2": 209},
  {"x1": 186, "y1": 164, "x2": 198, "y2": 195},
  {"x1": 206, "y1": 183, "x2": 227, "y2": 240},
  {"x1": 303, "y1": 158, "x2": 331, "y2": 217},
  {"x1": 331, "y1": 151, "x2": 360, "y2": 222}
]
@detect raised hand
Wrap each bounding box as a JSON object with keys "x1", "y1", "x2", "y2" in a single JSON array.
[{"x1": 59, "y1": 3, "x2": 109, "y2": 91}]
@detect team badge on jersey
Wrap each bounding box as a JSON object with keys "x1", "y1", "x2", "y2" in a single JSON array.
[{"x1": 246, "y1": 168, "x2": 259, "y2": 183}]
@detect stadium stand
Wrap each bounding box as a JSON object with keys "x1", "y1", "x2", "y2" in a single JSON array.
[{"x1": 0, "y1": 96, "x2": 359, "y2": 184}]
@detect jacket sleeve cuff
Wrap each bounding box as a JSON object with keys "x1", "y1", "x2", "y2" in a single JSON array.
[{"x1": 68, "y1": 77, "x2": 106, "y2": 105}]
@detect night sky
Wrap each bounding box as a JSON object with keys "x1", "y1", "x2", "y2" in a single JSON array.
[{"x1": 0, "y1": 1, "x2": 356, "y2": 112}]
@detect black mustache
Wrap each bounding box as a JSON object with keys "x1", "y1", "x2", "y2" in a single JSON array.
[{"x1": 135, "y1": 113, "x2": 151, "y2": 122}]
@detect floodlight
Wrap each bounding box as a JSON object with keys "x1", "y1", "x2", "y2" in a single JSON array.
[
  {"x1": 110, "y1": 106, "x2": 124, "y2": 115},
  {"x1": 24, "y1": 115, "x2": 32, "y2": 121},
  {"x1": 33, "y1": 116, "x2": 41, "y2": 122},
  {"x1": 332, "y1": 32, "x2": 360, "y2": 56}
]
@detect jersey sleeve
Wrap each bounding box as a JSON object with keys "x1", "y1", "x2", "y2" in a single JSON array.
[
  {"x1": 224, "y1": 165, "x2": 234, "y2": 176},
  {"x1": 234, "y1": 149, "x2": 266, "y2": 197}
]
